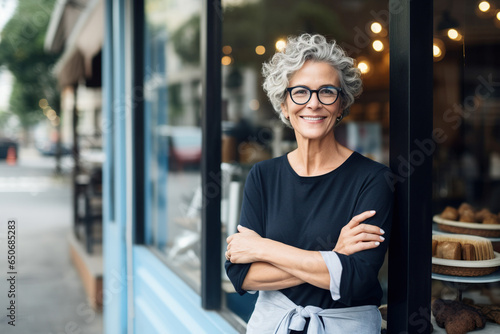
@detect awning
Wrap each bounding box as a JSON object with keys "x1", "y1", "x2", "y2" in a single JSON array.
[{"x1": 45, "y1": 0, "x2": 103, "y2": 87}]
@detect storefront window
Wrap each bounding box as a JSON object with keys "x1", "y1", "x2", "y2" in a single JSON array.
[
  {"x1": 431, "y1": 0, "x2": 500, "y2": 331},
  {"x1": 220, "y1": 0, "x2": 391, "y2": 322},
  {"x1": 144, "y1": 0, "x2": 202, "y2": 289}
]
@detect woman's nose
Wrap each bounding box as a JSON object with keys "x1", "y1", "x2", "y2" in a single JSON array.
[{"x1": 307, "y1": 91, "x2": 322, "y2": 108}]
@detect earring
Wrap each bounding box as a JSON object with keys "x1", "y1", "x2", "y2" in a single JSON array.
[{"x1": 336, "y1": 114, "x2": 343, "y2": 122}]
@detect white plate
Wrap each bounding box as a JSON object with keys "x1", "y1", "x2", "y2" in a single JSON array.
[
  {"x1": 433, "y1": 214, "x2": 500, "y2": 230},
  {"x1": 432, "y1": 251, "x2": 500, "y2": 268}
]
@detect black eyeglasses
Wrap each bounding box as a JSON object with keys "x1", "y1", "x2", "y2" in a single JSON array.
[{"x1": 285, "y1": 85, "x2": 342, "y2": 105}]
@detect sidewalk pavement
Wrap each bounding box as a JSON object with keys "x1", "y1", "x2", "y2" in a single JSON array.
[{"x1": 0, "y1": 147, "x2": 103, "y2": 334}]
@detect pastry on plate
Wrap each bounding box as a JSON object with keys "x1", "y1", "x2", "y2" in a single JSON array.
[
  {"x1": 483, "y1": 214, "x2": 499, "y2": 225},
  {"x1": 458, "y1": 202, "x2": 474, "y2": 216},
  {"x1": 436, "y1": 241, "x2": 461, "y2": 260},
  {"x1": 432, "y1": 299, "x2": 486, "y2": 334},
  {"x1": 459, "y1": 210, "x2": 476, "y2": 223},
  {"x1": 441, "y1": 206, "x2": 459, "y2": 221}
]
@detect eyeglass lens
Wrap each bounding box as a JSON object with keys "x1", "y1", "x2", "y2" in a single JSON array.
[{"x1": 290, "y1": 87, "x2": 339, "y2": 105}]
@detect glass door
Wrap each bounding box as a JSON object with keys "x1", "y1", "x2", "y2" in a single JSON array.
[{"x1": 431, "y1": 1, "x2": 500, "y2": 331}]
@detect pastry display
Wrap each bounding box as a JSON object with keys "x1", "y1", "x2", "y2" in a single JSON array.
[
  {"x1": 435, "y1": 203, "x2": 500, "y2": 237},
  {"x1": 439, "y1": 203, "x2": 500, "y2": 224},
  {"x1": 432, "y1": 299, "x2": 486, "y2": 334},
  {"x1": 432, "y1": 234, "x2": 499, "y2": 276},
  {"x1": 433, "y1": 209, "x2": 500, "y2": 332},
  {"x1": 432, "y1": 235, "x2": 495, "y2": 261}
]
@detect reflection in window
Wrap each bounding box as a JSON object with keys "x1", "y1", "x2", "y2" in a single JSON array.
[
  {"x1": 144, "y1": 0, "x2": 202, "y2": 289},
  {"x1": 432, "y1": 1, "x2": 500, "y2": 331}
]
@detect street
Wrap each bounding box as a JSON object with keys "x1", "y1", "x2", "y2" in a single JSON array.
[{"x1": 0, "y1": 147, "x2": 103, "y2": 334}]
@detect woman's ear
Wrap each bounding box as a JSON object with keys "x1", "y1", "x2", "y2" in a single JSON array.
[
  {"x1": 281, "y1": 103, "x2": 289, "y2": 119},
  {"x1": 336, "y1": 109, "x2": 344, "y2": 123}
]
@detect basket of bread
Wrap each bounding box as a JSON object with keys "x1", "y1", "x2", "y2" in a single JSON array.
[
  {"x1": 432, "y1": 234, "x2": 500, "y2": 276},
  {"x1": 434, "y1": 203, "x2": 500, "y2": 238}
]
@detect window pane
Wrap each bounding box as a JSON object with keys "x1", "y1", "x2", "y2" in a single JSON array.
[
  {"x1": 144, "y1": 0, "x2": 202, "y2": 290},
  {"x1": 221, "y1": 0, "x2": 390, "y2": 323},
  {"x1": 432, "y1": 1, "x2": 500, "y2": 331}
]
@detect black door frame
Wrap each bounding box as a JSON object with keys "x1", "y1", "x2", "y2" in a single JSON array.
[{"x1": 388, "y1": 0, "x2": 433, "y2": 332}]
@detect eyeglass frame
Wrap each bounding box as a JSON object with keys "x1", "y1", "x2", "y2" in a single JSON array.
[{"x1": 285, "y1": 85, "x2": 342, "y2": 105}]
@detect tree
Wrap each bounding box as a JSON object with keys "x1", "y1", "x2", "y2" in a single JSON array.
[{"x1": 0, "y1": 0, "x2": 60, "y2": 134}]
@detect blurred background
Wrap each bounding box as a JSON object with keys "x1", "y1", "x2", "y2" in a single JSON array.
[{"x1": 0, "y1": 0, "x2": 102, "y2": 333}]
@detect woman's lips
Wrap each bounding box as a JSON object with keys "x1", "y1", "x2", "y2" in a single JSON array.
[{"x1": 300, "y1": 116, "x2": 326, "y2": 121}]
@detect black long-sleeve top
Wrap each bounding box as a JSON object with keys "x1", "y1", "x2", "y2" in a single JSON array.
[{"x1": 225, "y1": 152, "x2": 394, "y2": 309}]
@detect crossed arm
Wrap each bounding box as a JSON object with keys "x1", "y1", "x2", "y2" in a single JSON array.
[{"x1": 226, "y1": 210, "x2": 385, "y2": 291}]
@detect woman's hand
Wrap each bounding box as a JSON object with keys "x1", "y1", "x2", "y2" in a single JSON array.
[
  {"x1": 226, "y1": 225, "x2": 264, "y2": 264},
  {"x1": 333, "y1": 210, "x2": 385, "y2": 256}
]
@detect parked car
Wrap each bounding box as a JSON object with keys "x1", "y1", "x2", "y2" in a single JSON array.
[
  {"x1": 35, "y1": 141, "x2": 72, "y2": 156},
  {"x1": 157, "y1": 126, "x2": 202, "y2": 170},
  {"x1": 168, "y1": 127, "x2": 202, "y2": 170}
]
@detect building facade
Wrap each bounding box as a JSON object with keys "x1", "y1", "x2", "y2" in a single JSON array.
[{"x1": 47, "y1": 0, "x2": 500, "y2": 333}]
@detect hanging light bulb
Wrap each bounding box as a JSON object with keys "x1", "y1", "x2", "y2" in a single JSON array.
[
  {"x1": 478, "y1": 1, "x2": 491, "y2": 12},
  {"x1": 357, "y1": 61, "x2": 370, "y2": 74},
  {"x1": 370, "y1": 22, "x2": 382, "y2": 34},
  {"x1": 433, "y1": 38, "x2": 445, "y2": 62},
  {"x1": 372, "y1": 40, "x2": 384, "y2": 52},
  {"x1": 221, "y1": 56, "x2": 232, "y2": 66},
  {"x1": 433, "y1": 45, "x2": 442, "y2": 58},
  {"x1": 255, "y1": 45, "x2": 266, "y2": 55},
  {"x1": 447, "y1": 28, "x2": 462, "y2": 41},
  {"x1": 275, "y1": 39, "x2": 286, "y2": 52}
]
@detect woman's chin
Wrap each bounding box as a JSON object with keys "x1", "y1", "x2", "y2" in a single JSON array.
[{"x1": 294, "y1": 128, "x2": 335, "y2": 142}]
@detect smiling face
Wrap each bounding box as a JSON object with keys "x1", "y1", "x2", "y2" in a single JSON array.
[{"x1": 281, "y1": 60, "x2": 343, "y2": 142}]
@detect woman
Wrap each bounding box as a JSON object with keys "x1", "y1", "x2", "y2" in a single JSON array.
[{"x1": 225, "y1": 34, "x2": 393, "y2": 333}]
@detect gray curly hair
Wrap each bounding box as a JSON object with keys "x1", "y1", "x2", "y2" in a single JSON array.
[{"x1": 262, "y1": 34, "x2": 362, "y2": 128}]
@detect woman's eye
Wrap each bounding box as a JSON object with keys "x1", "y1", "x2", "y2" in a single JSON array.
[
  {"x1": 293, "y1": 89, "x2": 308, "y2": 95},
  {"x1": 320, "y1": 88, "x2": 336, "y2": 95}
]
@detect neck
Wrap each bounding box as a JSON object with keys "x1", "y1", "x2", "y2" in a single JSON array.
[{"x1": 289, "y1": 131, "x2": 351, "y2": 176}]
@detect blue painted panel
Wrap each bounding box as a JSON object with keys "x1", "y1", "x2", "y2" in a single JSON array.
[
  {"x1": 103, "y1": 0, "x2": 128, "y2": 333},
  {"x1": 143, "y1": 22, "x2": 152, "y2": 245},
  {"x1": 144, "y1": 95, "x2": 153, "y2": 245},
  {"x1": 133, "y1": 246, "x2": 238, "y2": 334}
]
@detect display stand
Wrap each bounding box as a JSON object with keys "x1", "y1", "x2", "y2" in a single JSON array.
[
  {"x1": 433, "y1": 224, "x2": 500, "y2": 243},
  {"x1": 431, "y1": 229, "x2": 500, "y2": 331}
]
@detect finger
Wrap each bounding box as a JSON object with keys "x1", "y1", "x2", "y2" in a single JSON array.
[
  {"x1": 353, "y1": 223, "x2": 385, "y2": 236},
  {"x1": 237, "y1": 224, "x2": 249, "y2": 232},
  {"x1": 226, "y1": 235, "x2": 233, "y2": 244},
  {"x1": 225, "y1": 251, "x2": 230, "y2": 260},
  {"x1": 350, "y1": 241, "x2": 381, "y2": 253},
  {"x1": 346, "y1": 210, "x2": 376, "y2": 228},
  {"x1": 352, "y1": 232, "x2": 386, "y2": 243}
]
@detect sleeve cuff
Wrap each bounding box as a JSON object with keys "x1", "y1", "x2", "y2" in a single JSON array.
[{"x1": 319, "y1": 251, "x2": 342, "y2": 301}]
